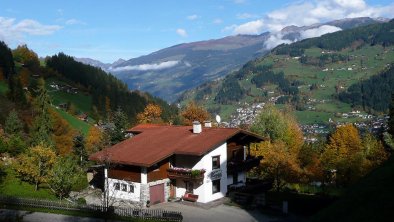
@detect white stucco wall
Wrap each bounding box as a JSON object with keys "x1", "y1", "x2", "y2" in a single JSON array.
[
  {"x1": 108, "y1": 178, "x2": 141, "y2": 202},
  {"x1": 175, "y1": 142, "x2": 228, "y2": 203}
]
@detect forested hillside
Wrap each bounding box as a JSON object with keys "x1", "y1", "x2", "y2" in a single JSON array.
[
  {"x1": 339, "y1": 65, "x2": 394, "y2": 112},
  {"x1": 180, "y1": 19, "x2": 394, "y2": 124},
  {"x1": 46, "y1": 53, "x2": 177, "y2": 123}
]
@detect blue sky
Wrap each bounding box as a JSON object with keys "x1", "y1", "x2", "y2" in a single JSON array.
[{"x1": 1, "y1": 0, "x2": 393, "y2": 62}]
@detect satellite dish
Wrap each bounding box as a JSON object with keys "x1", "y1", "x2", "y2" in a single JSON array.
[{"x1": 215, "y1": 115, "x2": 221, "y2": 124}]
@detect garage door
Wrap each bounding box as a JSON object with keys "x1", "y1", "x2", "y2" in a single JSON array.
[{"x1": 150, "y1": 183, "x2": 165, "y2": 204}]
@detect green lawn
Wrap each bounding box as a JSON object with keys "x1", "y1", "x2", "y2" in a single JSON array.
[
  {"x1": 294, "y1": 110, "x2": 333, "y2": 124},
  {"x1": 54, "y1": 108, "x2": 91, "y2": 135},
  {"x1": 46, "y1": 78, "x2": 92, "y2": 114},
  {"x1": 0, "y1": 166, "x2": 57, "y2": 200}
]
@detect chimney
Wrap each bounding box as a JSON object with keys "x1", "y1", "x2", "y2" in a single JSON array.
[
  {"x1": 193, "y1": 121, "x2": 202, "y2": 134},
  {"x1": 204, "y1": 120, "x2": 212, "y2": 128}
]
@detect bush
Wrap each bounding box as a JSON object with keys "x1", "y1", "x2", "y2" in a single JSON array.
[
  {"x1": 76, "y1": 197, "x2": 86, "y2": 205},
  {"x1": 71, "y1": 172, "x2": 88, "y2": 192}
]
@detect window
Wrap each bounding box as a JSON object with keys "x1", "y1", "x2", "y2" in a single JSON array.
[
  {"x1": 114, "y1": 182, "x2": 120, "y2": 190},
  {"x1": 121, "y1": 183, "x2": 127, "y2": 192},
  {"x1": 212, "y1": 156, "x2": 220, "y2": 170},
  {"x1": 212, "y1": 179, "x2": 220, "y2": 194},
  {"x1": 129, "y1": 185, "x2": 134, "y2": 193}
]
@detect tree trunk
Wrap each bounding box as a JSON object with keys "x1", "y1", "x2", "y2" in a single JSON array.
[{"x1": 35, "y1": 181, "x2": 39, "y2": 191}]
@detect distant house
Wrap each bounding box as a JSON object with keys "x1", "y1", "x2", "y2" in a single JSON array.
[
  {"x1": 89, "y1": 122, "x2": 263, "y2": 206},
  {"x1": 78, "y1": 113, "x2": 88, "y2": 122}
]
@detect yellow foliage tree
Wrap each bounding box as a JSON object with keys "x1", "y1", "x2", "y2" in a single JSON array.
[
  {"x1": 321, "y1": 124, "x2": 364, "y2": 185},
  {"x1": 86, "y1": 126, "x2": 104, "y2": 154},
  {"x1": 250, "y1": 105, "x2": 304, "y2": 190},
  {"x1": 362, "y1": 133, "x2": 389, "y2": 170},
  {"x1": 136, "y1": 103, "x2": 162, "y2": 124},
  {"x1": 12, "y1": 44, "x2": 40, "y2": 72},
  {"x1": 181, "y1": 102, "x2": 210, "y2": 125},
  {"x1": 50, "y1": 110, "x2": 76, "y2": 155},
  {"x1": 251, "y1": 141, "x2": 301, "y2": 191},
  {"x1": 14, "y1": 143, "x2": 57, "y2": 191}
]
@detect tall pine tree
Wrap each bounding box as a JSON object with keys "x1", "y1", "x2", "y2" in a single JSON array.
[{"x1": 30, "y1": 78, "x2": 53, "y2": 147}]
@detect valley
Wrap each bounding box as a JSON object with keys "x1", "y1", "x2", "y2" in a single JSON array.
[{"x1": 181, "y1": 20, "x2": 394, "y2": 134}]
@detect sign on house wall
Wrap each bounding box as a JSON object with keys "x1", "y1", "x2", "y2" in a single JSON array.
[{"x1": 210, "y1": 169, "x2": 222, "y2": 180}]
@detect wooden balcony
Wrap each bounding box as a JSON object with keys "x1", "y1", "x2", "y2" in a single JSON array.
[
  {"x1": 167, "y1": 167, "x2": 205, "y2": 180},
  {"x1": 227, "y1": 156, "x2": 262, "y2": 173}
]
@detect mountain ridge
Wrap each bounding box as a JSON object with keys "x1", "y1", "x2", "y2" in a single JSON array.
[{"x1": 77, "y1": 17, "x2": 387, "y2": 102}]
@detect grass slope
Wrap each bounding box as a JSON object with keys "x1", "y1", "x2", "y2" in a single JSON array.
[
  {"x1": 54, "y1": 108, "x2": 90, "y2": 135},
  {"x1": 182, "y1": 44, "x2": 394, "y2": 124},
  {"x1": 0, "y1": 167, "x2": 57, "y2": 200},
  {"x1": 309, "y1": 156, "x2": 394, "y2": 222},
  {"x1": 46, "y1": 78, "x2": 92, "y2": 114}
]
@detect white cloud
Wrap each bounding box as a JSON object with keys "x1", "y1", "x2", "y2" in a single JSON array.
[
  {"x1": 224, "y1": 0, "x2": 394, "y2": 35},
  {"x1": 236, "y1": 13, "x2": 257, "y2": 19},
  {"x1": 111, "y1": 60, "x2": 180, "y2": 72},
  {"x1": 176, "y1": 28, "x2": 188, "y2": 37},
  {"x1": 0, "y1": 17, "x2": 61, "y2": 44},
  {"x1": 65, "y1": 19, "x2": 86, "y2": 25},
  {"x1": 187, "y1": 14, "x2": 199, "y2": 20},
  {"x1": 264, "y1": 33, "x2": 293, "y2": 49},
  {"x1": 300, "y1": 25, "x2": 342, "y2": 39},
  {"x1": 233, "y1": 19, "x2": 264, "y2": 35}
]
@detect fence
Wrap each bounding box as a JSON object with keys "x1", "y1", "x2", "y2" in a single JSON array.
[{"x1": 0, "y1": 195, "x2": 182, "y2": 221}]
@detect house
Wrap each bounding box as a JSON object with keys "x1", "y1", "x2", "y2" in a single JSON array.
[{"x1": 89, "y1": 122, "x2": 263, "y2": 206}]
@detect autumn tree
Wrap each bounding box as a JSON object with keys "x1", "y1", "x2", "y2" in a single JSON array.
[
  {"x1": 12, "y1": 44, "x2": 40, "y2": 72},
  {"x1": 181, "y1": 102, "x2": 210, "y2": 125},
  {"x1": 50, "y1": 110, "x2": 76, "y2": 155},
  {"x1": 321, "y1": 124, "x2": 364, "y2": 186},
  {"x1": 30, "y1": 78, "x2": 53, "y2": 147},
  {"x1": 19, "y1": 68, "x2": 30, "y2": 88},
  {"x1": 250, "y1": 105, "x2": 304, "y2": 190},
  {"x1": 362, "y1": 133, "x2": 388, "y2": 170},
  {"x1": 49, "y1": 156, "x2": 79, "y2": 199},
  {"x1": 14, "y1": 143, "x2": 56, "y2": 190},
  {"x1": 136, "y1": 103, "x2": 162, "y2": 124},
  {"x1": 251, "y1": 141, "x2": 301, "y2": 191},
  {"x1": 86, "y1": 126, "x2": 104, "y2": 154}
]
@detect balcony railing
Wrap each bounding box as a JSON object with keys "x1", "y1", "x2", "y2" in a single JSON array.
[
  {"x1": 167, "y1": 167, "x2": 205, "y2": 180},
  {"x1": 227, "y1": 156, "x2": 262, "y2": 173}
]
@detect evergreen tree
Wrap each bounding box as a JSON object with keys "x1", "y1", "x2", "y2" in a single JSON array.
[
  {"x1": 4, "y1": 109, "x2": 23, "y2": 136},
  {"x1": 73, "y1": 133, "x2": 87, "y2": 166},
  {"x1": 30, "y1": 79, "x2": 53, "y2": 147},
  {"x1": 108, "y1": 107, "x2": 128, "y2": 145}
]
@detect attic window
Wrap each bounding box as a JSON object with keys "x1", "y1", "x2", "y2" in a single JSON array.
[{"x1": 212, "y1": 156, "x2": 220, "y2": 170}]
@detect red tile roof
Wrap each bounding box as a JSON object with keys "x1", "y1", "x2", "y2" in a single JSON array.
[{"x1": 90, "y1": 124, "x2": 263, "y2": 167}]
